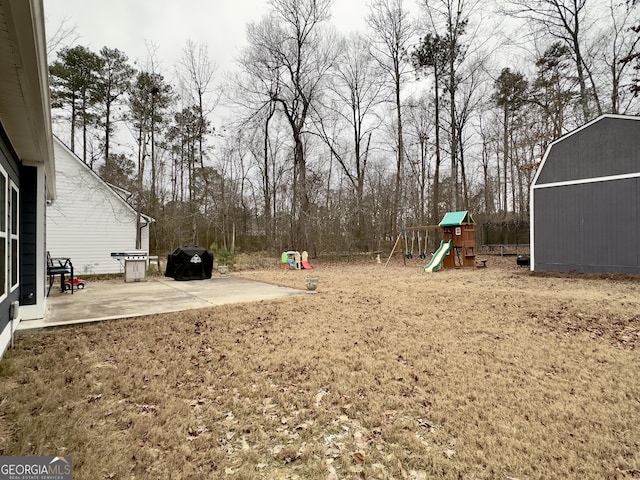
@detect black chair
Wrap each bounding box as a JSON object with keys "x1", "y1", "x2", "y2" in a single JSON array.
[{"x1": 47, "y1": 252, "x2": 74, "y2": 296}]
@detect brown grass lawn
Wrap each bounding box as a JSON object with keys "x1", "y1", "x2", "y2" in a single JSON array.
[{"x1": 1, "y1": 257, "x2": 640, "y2": 479}]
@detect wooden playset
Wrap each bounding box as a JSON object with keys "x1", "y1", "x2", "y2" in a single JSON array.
[
  {"x1": 385, "y1": 211, "x2": 477, "y2": 271},
  {"x1": 439, "y1": 211, "x2": 476, "y2": 269}
]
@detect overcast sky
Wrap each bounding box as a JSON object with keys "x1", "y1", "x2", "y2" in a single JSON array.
[{"x1": 43, "y1": 0, "x2": 404, "y2": 75}]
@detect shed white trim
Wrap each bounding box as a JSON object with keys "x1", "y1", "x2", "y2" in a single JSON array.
[
  {"x1": 532, "y1": 171, "x2": 640, "y2": 190},
  {"x1": 530, "y1": 114, "x2": 640, "y2": 188}
]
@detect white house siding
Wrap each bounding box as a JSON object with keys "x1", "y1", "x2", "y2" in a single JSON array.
[{"x1": 46, "y1": 138, "x2": 150, "y2": 274}]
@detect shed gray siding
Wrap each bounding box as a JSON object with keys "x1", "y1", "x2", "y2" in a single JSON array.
[
  {"x1": 536, "y1": 117, "x2": 640, "y2": 184},
  {"x1": 534, "y1": 178, "x2": 639, "y2": 273},
  {"x1": 531, "y1": 115, "x2": 640, "y2": 274}
]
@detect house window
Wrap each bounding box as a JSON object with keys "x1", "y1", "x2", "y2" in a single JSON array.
[
  {"x1": 10, "y1": 183, "x2": 18, "y2": 290},
  {"x1": 0, "y1": 168, "x2": 6, "y2": 302}
]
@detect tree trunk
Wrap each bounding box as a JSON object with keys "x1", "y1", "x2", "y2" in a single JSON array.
[
  {"x1": 104, "y1": 101, "x2": 111, "y2": 171},
  {"x1": 449, "y1": 51, "x2": 458, "y2": 211},
  {"x1": 432, "y1": 72, "x2": 441, "y2": 225},
  {"x1": 135, "y1": 122, "x2": 146, "y2": 250},
  {"x1": 458, "y1": 126, "x2": 469, "y2": 209},
  {"x1": 263, "y1": 111, "x2": 273, "y2": 249},
  {"x1": 82, "y1": 90, "x2": 88, "y2": 165},
  {"x1": 393, "y1": 66, "x2": 404, "y2": 234},
  {"x1": 295, "y1": 133, "x2": 309, "y2": 248},
  {"x1": 502, "y1": 106, "x2": 508, "y2": 215}
]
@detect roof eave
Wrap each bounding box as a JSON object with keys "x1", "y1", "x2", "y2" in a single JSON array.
[
  {"x1": 53, "y1": 136, "x2": 154, "y2": 223},
  {"x1": 0, "y1": 0, "x2": 55, "y2": 198}
]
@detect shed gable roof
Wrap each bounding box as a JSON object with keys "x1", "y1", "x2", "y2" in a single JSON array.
[{"x1": 533, "y1": 115, "x2": 640, "y2": 187}]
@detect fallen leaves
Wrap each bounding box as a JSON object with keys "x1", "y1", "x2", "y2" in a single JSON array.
[
  {"x1": 186, "y1": 424, "x2": 208, "y2": 441},
  {"x1": 443, "y1": 448, "x2": 456, "y2": 459},
  {"x1": 5, "y1": 262, "x2": 640, "y2": 479},
  {"x1": 87, "y1": 394, "x2": 102, "y2": 403},
  {"x1": 314, "y1": 387, "x2": 329, "y2": 407},
  {"x1": 140, "y1": 404, "x2": 157, "y2": 415},
  {"x1": 352, "y1": 451, "x2": 365, "y2": 463}
]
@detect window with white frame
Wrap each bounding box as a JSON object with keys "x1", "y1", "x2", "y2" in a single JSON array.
[
  {"x1": 0, "y1": 167, "x2": 6, "y2": 302},
  {"x1": 10, "y1": 182, "x2": 18, "y2": 291}
]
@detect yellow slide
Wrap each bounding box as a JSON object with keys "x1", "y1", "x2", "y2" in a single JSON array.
[{"x1": 423, "y1": 240, "x2": 452, "y2": 273}]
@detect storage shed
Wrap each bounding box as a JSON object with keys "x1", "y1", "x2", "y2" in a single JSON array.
[{"x1": 530, "y1": 114, "x2": 640, "y2": 274}]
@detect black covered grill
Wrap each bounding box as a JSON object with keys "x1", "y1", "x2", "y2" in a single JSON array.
[{"x1": 165, "y1": 246, "x2": 214, "y2": 280}]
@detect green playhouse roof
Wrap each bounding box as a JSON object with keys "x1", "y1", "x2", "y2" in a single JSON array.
[{"x1": 439, "y1": 211, "x2": 475, "y2": 227}]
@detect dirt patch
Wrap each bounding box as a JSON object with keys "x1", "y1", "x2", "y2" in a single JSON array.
[{"x1": 1, "y1": 257, "x2": 639, "y2": 479}]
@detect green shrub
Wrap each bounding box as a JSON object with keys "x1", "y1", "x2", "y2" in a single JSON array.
[{"x1": 211, "y1": 245, "x2": 239, "y2": 266}]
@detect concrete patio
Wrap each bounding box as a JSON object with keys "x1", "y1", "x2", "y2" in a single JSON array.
[{"x1": 17, "y1": 275, "x2": 307, "y2": 330}]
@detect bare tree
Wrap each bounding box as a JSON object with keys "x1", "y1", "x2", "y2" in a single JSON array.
[
  {"x1": 46, "y1": 16, "x2": 78, "y2": 56},
  {"x1": 404, "y1": 95, "x2": 433, "y2": 226},
  {"x1": 454, "y1": 58, "x2": 486, "y2": 212},
  {"x1": 177, "y1": 40, "x2": 219, "y2": 168},
  {"x1": 477, "y1": 112, "x2": 497, "y2": 215},
  {"x1": 129, "y1": 70, "x2": 173, "y2": 249},
  {"x1": 505, "y1": 0, "x2": 602, "y2": 122},
  {"x1": 314, "y1": 32, "x2": 386, "y2": 248},
  {"x1": 367, "y1": 0, "x2": 415, "y2": 234},
  {"x1": 177, "y1": 40, "x2": 218, "y2": 242},
  {"x1": 420, "y1": 0, "x2": 475, "y2": 211},
  {"x1": 246, "y1": 0, "x2": 334, "y2": 247},
  {"x1": 235, "y1": 15, "x2": 287, "y2": 250},
  {"x1": 244, "y1": 107, "x2": 284, "y2": 250},
  {"x1": 597, "y1": 0, "x2": 640, "y2": 113}
]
